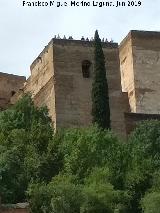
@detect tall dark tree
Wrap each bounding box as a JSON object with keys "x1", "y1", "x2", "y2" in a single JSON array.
[{"x1": 91, "y1": 30, "x2": 110, "y2": 129}]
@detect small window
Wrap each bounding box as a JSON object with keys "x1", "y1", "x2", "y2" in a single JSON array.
[
  {"x1": 11, "y1": 91, "x2": 16, "y2": 96},
  {"x1": 82, "y1": 60, "x2": 91, "y2": 78}
]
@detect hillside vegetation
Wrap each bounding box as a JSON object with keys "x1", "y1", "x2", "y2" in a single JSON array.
[{"x1": 0, "y1": 95, "x2": 160, "y2": 213}]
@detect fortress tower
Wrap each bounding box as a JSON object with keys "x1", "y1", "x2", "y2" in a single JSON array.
[
  {"x1": 1, "y1": 30, "x2": 160, "y2": 137},
  {"x1": 120, "y1": 30, "x2": 160, "y2": 114},
  {"x1": 119, "y1": 30, "x2": 160, "y2": 133},
  {"x1": 11, "y1": 38, "x2": 127, "y2": 137}
]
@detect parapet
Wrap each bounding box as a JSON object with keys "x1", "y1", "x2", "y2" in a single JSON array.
[
  {"x1": 119, "y1": 30, "x2": 160, "y2": 49},
  {"x1": 30, "y1": 38, "x2": 118, "y2": 71}
]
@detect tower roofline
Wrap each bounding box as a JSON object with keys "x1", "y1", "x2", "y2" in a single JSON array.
[
  {"x1": 0, "y1": 71, "x2": 26, "y2": 79},
  {"x1": 30, "y1": 38, "x2": 118, "y2": 71},
  {"x1": 119, "y1": 30, "x2": 160, "y2": 49},
  {"x1": 52, "y1": 38, "x2": 118, "y2": 48}
]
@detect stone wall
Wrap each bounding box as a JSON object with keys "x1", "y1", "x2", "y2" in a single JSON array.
[
  {"x1": 11, "y1": 39, "x2": 127, "y2": 137},
  {"x1": 13, "y1": 41, "x2": 57, "y2": 129},
  {"x1": 0, "y1": 203, "x2": 29, "y2": 213},
  {"x1": 53, "y1": 39, "x2": 127, "y2": 137},
  {"x1": 119, "y1": 32, "x2": 136, "y2": 113},
  {"x1": 132, "y1": 31, "x2": 160, "y2": 114},
  {"x1": 1, "y1": 208, "x2": 29, "y2": 213},
  {"x1": 125, "y1": 112, "x2": 160, "y2": 135},
  {"x1": 0, "y1": 72, "x2": 26, "y2": 110},
  {"x1": 120, "y1": 30, "x2": 160, "y2": 115},
  {"x1": 10, "y1": 39, "x2": 126, "y2": 137},
  {"x1": 4, "y1": 30, "x2": 160, "y2": 137}
]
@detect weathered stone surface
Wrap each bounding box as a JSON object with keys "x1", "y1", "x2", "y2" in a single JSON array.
[
  {"x1": 10, "y1": 39, "x2": 126, "y2": 137},
  {"x1": 6, "y1": 30, "x2": 160, "y2": 137},
  {"x1": 119, "y1": 32, "x2": 136, "y2": 113},
  {"x1": 125, "y1": 112, "x2": 160, "y2": 135},
  {"x1": 120, "y1": 30, "x2": 160, "y2": 115},
  {"x1": 0, "y1": 72, "x2": 26, "y2": 110},
  {"x1": 0, "y1": 203, "x2": 29, "y2": 213},
  {"x1": 52, "y1": 40, "x2": 126, "y2": 137}
]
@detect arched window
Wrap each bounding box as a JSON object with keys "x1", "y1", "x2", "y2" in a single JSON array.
[{"x1": 82, "y1": 60, "x2": 91, "y2": 78}]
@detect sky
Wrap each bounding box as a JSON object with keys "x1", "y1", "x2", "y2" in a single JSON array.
[{"x1": 0, "y1": 0, "x2": 160, "y2": 77}]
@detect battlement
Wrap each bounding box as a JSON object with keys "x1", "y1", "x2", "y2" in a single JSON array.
[
  {"x1": 120, "y1": 30, "x2": 160, "y2": 50},
  {"x1": 131, "y1": 30, "x2": 160, "y2": 39},
  {"x1": 30, "y1": 38, "x2": 118, "y2": 71},
  {"x1": 52, "y1": 38, "x2": 118, "y2": 47},
  {"x1": 0, "y1": 71, "x2": 25, "y2": 79}
]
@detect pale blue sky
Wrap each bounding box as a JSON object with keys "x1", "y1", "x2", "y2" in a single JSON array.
[{"x1": 0, "y1": 0, "x2": 160, "y2": 77}]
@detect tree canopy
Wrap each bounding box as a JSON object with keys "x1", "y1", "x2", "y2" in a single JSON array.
[{"x1": 0, "y1": 94, "x2": 160, "y2": 213}]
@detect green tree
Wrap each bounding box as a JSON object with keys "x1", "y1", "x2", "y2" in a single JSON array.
[
  {"x1": 28, "y1": 174, "x2": 83, "y2": 213},
  {"x1": 141, "y1": 171, "x2": 160, "y2": 213},
  {"x1": 142, "y1": 192, "x2": 160, "y2": 213},
  {"x1": 28, "y1": 168, "x2": 127, "y2": 213},
  {"x1": 0, "y1": 94, "x2": 62, "y2": 203},
  {"x1": 125, "y1": 120, "x2": 160, "y2": 213},
  {"x1": 61, "y1": 126, "x2": 125, "y2": 184},
  {"x1": 27, "y1": 182, "x2": 52, "y2": 213},
  {"x1": 81, "y1": 167, "x2": 126, "y2": 213},
  {"x1": 91, "y1": 30, "x2": 110, "y2": 129}
]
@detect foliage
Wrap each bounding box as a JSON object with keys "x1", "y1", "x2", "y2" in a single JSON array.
[
  {"x1": 81, "y1": 167, "x2": 127, "y2": 213},
  {"x1": 141, "y1": 192, "x2": 160, "y2": 213},
  {"x1": 0, "y1": 94, "x2": 62, "y2": 203},
  {"x1": 125, "y1": 120, "x2": 160, "y2": 213},
  {"x1": 28, "y1": 168, "x2": 126, "y2": 213},
  {"x1": 1, "y1": 94, "x2": 160, "y2": 213},
  {"x1": 27, "y1": 182, "x2": 52, "y2": 213},
  {"x1": 28, "y1": 174, "x2": 83, "y2": 213},
  {"x1": 61, "y1": 126, "x2": 128, "y2": 189},
  {"x1": 141, "y1": 170, "x2": 160, "y2": 213},
  {"x1": 92, "y1": 30, "x2": 110, "y2": 129}
]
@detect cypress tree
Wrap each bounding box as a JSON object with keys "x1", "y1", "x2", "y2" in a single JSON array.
[{"x1": 91, "y1": 30, "x2": 110, "y2": 129}]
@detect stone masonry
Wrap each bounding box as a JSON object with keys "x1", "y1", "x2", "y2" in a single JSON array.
[
  {"x1": 120, "y1": 30, "x2": 160, "y2": 114},
  {"x1": 1, "y1": 30, "x2": 160, "y2": 136},
  {"x1": 11, "y1": 39, "x2": 127, "y2": 138},
  {"x1": 0, "y1": 72, "x2": 26, "y2": 110}
]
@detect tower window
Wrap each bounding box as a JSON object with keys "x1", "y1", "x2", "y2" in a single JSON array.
[
  {"x1": 11, "y1": 91, "x2": 16, "y2": 96},
  {"x1": 82, "y1": 60, "x2": 91, "y2": 78}
]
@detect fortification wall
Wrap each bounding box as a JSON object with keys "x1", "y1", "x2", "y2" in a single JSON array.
[
  {"x1": 119, "y1": 33, "x2": 136, "y2": 113},
  {"x1": 131, "y1": 31, "x2": 160, "y2": 114},
  {"x1": 20, "y1": 41, "x2": 56, "y2": 128},
  {"x1": 1, "y1": 208, "x2": 29, "y2": 213},
  {"x1": 10, "y1": 38, "x2": 128, "y2": 137},
  {"x1": 53, "y1": 40, "x2": 126, "y2": 137},
  {"x1": 0, "y1": 203, "x2": 29, "y2": 213},
  {"x1": 120, "y1": 30, "x2": 160, "y2": 115},
  {"x1": 125, "y1": 112, "x2": 160, "y2": 135},
  {"x1": 0, "y1": 72, "x2": 26, "y2": 110}
]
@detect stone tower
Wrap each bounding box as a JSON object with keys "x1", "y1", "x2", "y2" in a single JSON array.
[
  {"x1": 11, "y1": 38, "x2": 127, "y2": 137},
  {"x1": 2, "y1": 31, "x2": 160, "y2": 136},
  {"x1": 120, "y1": 30, "x2": 160, "y2": 114},
  {"x1": 119, "y1": 30, "x2": 160, "y2": 133}
]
